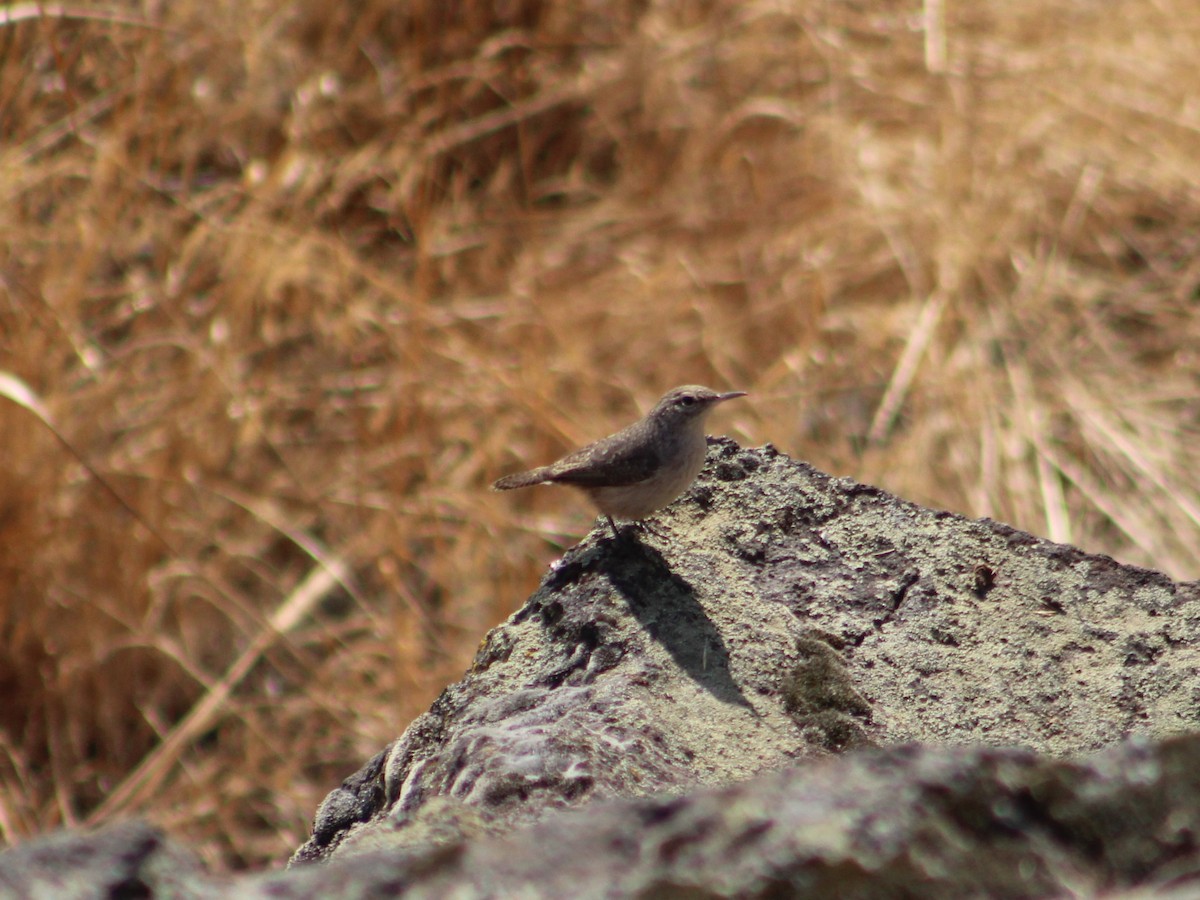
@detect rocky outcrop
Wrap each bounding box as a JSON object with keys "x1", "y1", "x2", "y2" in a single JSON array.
[
  {"x1": 291, "y1": 439, "x2": 1200, "y2": 867},
  {"x1": 5, "y1": 440, "x2": 1200, "y2": 898},
  {"x1": 0, "y1": 820, "x2": 211, "y2": 898},
  {"x1": 275, "y1": 735, "x2": 1200, "y2": 898}
]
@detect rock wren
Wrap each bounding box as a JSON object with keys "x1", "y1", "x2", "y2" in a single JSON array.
[{"x1": 492, "y1": 385, "x2": 747, "y2": 537}]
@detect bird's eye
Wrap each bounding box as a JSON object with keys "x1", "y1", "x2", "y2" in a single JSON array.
[{"x1": 679, "y1": 396, "x2": 696, "y2": 406}]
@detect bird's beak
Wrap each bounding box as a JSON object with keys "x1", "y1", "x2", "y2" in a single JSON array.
[{"x1": 716, "y1": 391, "x2": 747, "y2": 402}]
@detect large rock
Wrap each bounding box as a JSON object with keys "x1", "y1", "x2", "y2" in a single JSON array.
[
  {"x1": 5, "y1": 440, "x2": 1200, "y2": 898},
  {"x1": 0, "y1": 820, "x2": 211, "y2": 899},
  {"x1": 272, "y1": 735, "x2": 1200, "y2": 898},
  {"x1": 9, "y1": 738, "x2": 1200, "y2": 898},
  {"x1": 292, "y1": 439, "x2": 1200, "y2": 866}
]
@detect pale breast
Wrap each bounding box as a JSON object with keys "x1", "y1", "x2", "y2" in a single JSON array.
[{"x1": 581, "y1": 435, "x2": 708, "y2": 520}]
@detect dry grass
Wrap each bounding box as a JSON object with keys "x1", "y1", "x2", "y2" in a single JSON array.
[{"x1": 2, "y1": 0, "x2": 1200, "y2": 872}]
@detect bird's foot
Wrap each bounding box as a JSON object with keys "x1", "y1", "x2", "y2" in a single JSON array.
[
  {"x1": 604, "y1": 515, "x2": 625, "y2": 541},
  {"x1": 634, "y1": 519, "x2": 666, "y2": 538},
  {"x1": 602, "y1": 515, "x2": 642, "y2": 543},
  {"x1": 601, "y1": 516, "x2": 666, "y2": 544}
]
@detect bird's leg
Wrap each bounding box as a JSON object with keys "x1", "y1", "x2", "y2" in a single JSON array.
[
  {"x1": 635, "y1": 518, "x2": 665, "y2": 538},
  {"x1": 605, "y1": 515, "x2": 621, "y2": 539}
]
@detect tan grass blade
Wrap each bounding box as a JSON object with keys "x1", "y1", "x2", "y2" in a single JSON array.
[
  {"x1": 1036, "y1": 441, "x2": 1178, "y2": 573},
  {"x1": 0, "y1": 3, "x2": 160, "y2": 27},
  {"x1": 1002, "y1": 355, "x2": 1073, "y2": 545},
  {"x1": 0, "y1": 371, "x2": 180, "y2": 555},
  {"x1": 867, "y1": 290, "x2": 948, "y2": 444},
  {"x1": 0, "y1": 370, "x2": 51, "y2": 423},
  {"x1": 85, "y1": 547, "x2": 351, "y2": 824},
  {"x1": 1070, "y1": 384, "x2": 1200, "y2": 534}
]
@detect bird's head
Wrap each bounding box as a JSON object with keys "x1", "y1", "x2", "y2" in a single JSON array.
[{"x1": 650, "y1": 384, "x2": 747, "y2": 425}]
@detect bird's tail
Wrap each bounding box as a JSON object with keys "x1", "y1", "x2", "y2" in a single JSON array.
[{"x1": 492, "y1": 467, "x2": 552, "y2": 491}]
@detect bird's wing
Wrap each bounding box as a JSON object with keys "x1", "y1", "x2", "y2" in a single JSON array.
[{"x1": 545, "y1": 424, "x2": 661, "y2": 487}]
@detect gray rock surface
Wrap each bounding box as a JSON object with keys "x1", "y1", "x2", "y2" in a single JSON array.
[
  {"x1": 5, "y1": 440, "x2": 1200, "y2": 898},
  {"x1": 269, "y1": 735, "x2": 1200, "y2": 899},
  {"x1": 0, "y1": 819, "x2": 213, "y2": 899},
  {"x1": 292, "y1": 439, "x2": 1200, "y2": 865}
]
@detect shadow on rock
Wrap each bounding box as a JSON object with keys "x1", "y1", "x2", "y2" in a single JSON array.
[{"x1": 602, "y1": 535, "x2": 755, "y2": 712}]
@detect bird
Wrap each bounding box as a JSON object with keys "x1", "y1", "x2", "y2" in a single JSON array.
[{"x1": 492, "y1": 384, "x2": 747, "y2": 537}]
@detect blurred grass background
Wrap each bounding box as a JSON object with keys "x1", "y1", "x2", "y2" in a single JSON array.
[{"x1": 3, "y1": 0, "x2": 1200, "y2": 872}]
